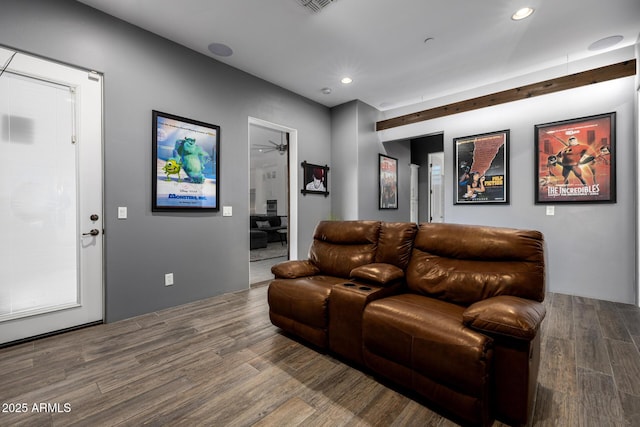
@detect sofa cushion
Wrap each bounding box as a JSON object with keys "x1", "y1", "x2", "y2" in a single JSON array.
[
  {"x1": 250, "y1": 215, "x2": 281, "y2": 229},
  {"x1": 363, "y1": 293, "x2": 492, "y2": 397},
  {"x1": 407, "y1": 223, "x2": 545, "y2": 305},
  {"x1": 374, "y1": 221, "x2": 418, "y2": 269},
  {"x1": 255, "y1": 220, "x2": 271, "y2": 229},
  {"x1": 309, "y1": 220, "x2": 380, "y2": 277}
]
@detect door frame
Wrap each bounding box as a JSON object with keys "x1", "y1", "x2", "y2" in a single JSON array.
[
  {"x1": 248, "y1": 117, "x2": 298, "y2": 259},
  {"x1": 0, "y1": 46, "x2": 104, "y2": 345}
]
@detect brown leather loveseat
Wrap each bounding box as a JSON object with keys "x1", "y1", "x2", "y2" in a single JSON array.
[{"x1": 268, "y1": 220, "x2": 546, "y2": 427}]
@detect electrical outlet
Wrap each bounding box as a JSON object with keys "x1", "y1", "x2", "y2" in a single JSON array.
[{"x1": 164, "y1": 273, "x2": 174, "y2": 286}]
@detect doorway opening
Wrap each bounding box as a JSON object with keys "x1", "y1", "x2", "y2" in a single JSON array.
[
  {"x1": 248, "y1": 118, "x2": 298, "y2": 286},
  {"x1": 410, "y1": 133, "x2": 444, "y2": 223}
]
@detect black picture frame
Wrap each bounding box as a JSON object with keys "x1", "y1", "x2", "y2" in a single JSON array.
[
  {"x1": 535, "y1": 112, "x2": 615, "y2": 204},
  {"x1": 152, "y1": 110, "x2": 220, "y2": 211},
  {"x1": 300, "y1": 161, "x2": 329, "y2": 197},
  {"x1": 454, "y1": 130, "x2": 509, "y2": 204},
  {"x1": 379, "y1": 154, "x2": 398, "y2": 209}
]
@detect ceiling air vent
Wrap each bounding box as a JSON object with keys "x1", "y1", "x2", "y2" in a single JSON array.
[{"x1": 296, "y1": 0, "x2": 336, "y2": 13}]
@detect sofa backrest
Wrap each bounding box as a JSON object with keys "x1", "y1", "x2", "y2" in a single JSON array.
[
  {"x1": 375, "y1": 222, "x2": 418, "y2": 270},
  {"x1": 407, "y1": 223, "x2": 545, "y2": 305},
  {"x1": 250, "y1": 215, "x2": 280, "y2": 228},
  {"x1": 309, "y1": 220, "x2": 380, "y2": 277}
]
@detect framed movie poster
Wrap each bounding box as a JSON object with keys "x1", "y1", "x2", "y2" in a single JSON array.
[
  {"x1": 301, "y1": 161, "x2": 329, "y2": 197},
  {"x1": 379, "y1": 154, "x2": 398, "y2": 209},
  {"x1": 152, "y1": 110, "x2": 220, "y2": 211},
  {"x1": 535, "y1": 112, "x2": 615, "y2": 204},
  {"x1": 454, "y1": 130, "x2": 509, "y2": 204}
]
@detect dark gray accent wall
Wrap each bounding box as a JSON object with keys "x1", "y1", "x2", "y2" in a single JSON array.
[{"x1": 0, "y1": 0, "x2": 331, "y2": 321}]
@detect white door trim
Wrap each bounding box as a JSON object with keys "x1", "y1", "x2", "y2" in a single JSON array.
[{"x1": 248, "y1": 117, "x2": 298, "y2": 260}]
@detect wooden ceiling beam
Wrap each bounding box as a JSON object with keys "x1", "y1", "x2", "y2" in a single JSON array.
[{"x1": 375, "y1": 59, "x2": 636, "y2": 132}]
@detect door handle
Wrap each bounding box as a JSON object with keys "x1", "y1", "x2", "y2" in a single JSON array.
[{"x1": 82, "y1": 229, "x2": 100, "y2": 236}]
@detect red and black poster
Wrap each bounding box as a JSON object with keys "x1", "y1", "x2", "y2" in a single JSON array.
[
  {"x1": 535, "y1": 113, "x2": 615, "y2": 204},
  {"x1": 454, "y1": 130, "x2": 509, "y2": 204}
]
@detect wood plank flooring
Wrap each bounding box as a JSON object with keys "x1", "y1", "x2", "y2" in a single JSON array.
[{"x1": 1, "y1": 287, "x2": 639, "y2": 426}]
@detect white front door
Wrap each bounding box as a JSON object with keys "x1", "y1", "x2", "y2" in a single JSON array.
[{"x1": 0, "y1": 48, "x2": 103, "y2": 345}]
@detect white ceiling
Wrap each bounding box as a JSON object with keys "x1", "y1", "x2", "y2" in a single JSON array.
[{"x1": 76, "y1": 0, "x2": 640, "y2": 111}]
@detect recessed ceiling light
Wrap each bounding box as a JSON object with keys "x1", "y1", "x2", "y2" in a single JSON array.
[
  {"x1": 511, "y1": 7, "x2": 534, "y2": 21},
  {"x1": 588, "y1": 35, "x2": 624, "y2": 51},
  {"x1": 208, "y1": 42, "x2": 233, "y2": 57},
  {"x1": 341, "y1": 77, "x2": 353, "y2": 84},
  {"x1": 321, "y1": 87, "x2": 332, "y2": 94}
]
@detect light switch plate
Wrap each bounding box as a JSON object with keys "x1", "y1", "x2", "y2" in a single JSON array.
[
  {"x1": 164, "y1": 273, "x2": 174, "y2": 286},
  {"x1": 546, "y1": 206, "x2": 555, "y2": 216},
  {"x1": 118, "y1": 206, "x2": 127, "y2": 219},
  {"x1": 223, "y1": 206, "x2": 232, "y2": 217}
]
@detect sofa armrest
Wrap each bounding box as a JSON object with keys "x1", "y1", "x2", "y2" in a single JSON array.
[
  {"x1": 350, "y1": 263, "x2": 404, "y2": 286},
  {"x1": 271, "y1": 260, "x2": 320, "y2": 279},
  {"x1": 463, "y1": 295, "x2": 546, "y2": 341}
]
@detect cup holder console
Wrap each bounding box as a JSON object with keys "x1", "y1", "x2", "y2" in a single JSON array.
[{"x1": 342, "y1": 282, "x2": 372, "y2": 291}]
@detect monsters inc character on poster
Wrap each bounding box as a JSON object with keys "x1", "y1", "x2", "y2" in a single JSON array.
[
  {"x1": 152, "y1": 110, "x2": 220, "y2": 211},
  {"x1": 535, "y1": 113, "x2": 615, "y2": 204},
  {"x1": 454, "y1": 130, "x2": 509, "y2": 204}
]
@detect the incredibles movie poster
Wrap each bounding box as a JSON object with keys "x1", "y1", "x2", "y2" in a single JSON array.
[{"x1": 535, "y1": 112, "x2": 615, "y2": 204}]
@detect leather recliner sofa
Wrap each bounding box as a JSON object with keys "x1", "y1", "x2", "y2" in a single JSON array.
[{"x1": 268, "y1": 220, "x2": 546, "y2": 427}]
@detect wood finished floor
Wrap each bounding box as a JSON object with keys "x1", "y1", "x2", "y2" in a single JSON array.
[{"x1": 1, "y1": 287, "x2": 639, "y2": 426}]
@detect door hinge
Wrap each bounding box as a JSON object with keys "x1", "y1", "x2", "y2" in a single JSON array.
[{"x1": 72, "y1": 135, "x2": 77, "y2": 144}]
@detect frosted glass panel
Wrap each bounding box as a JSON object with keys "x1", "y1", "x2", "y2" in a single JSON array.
[{"x1": 0, "y1": 72, "x2": 78, "y2": 320}]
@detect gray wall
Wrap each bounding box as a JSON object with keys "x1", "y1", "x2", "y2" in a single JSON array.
[
  {"x1": 331, "y1": 100, "x2": 410, "y2": 222},
  {"x1": 379, "y1": 76, "x2": 637, "y2": 304},
  {"x1": 0, "y1": 0, "x2": 331, "y2": 321},
  {"x1": 330, "y1": 102, "x2": 359, "y2": 220}
]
